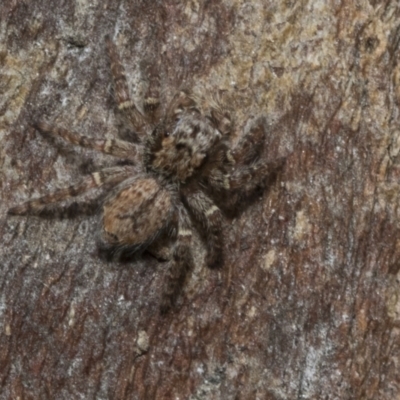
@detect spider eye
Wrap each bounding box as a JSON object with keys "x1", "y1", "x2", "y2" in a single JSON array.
[{"x1": 164, "y1": 131, "x2": 170, "y2": 137}]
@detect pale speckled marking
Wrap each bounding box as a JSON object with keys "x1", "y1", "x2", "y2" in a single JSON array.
[
  {"x1": 178, "y1": 229, "x2": 192, "y2": 237},
  {"x1": 205, "y1": 205, "x2": 219, "y2": 216},
  {"x1": 145, "y1": 97, "x2": 159, "y2": 106},
  {"x1": 92, "y1": 172, "x2": 102, "y2": 186},
  {"x1": 226, "y1": 150, "x2": 235, "y2": 164},
  {"x1": 118, "y1": 100, "x2": 134, "y2": 110},
  {"x1": 104, "y1": 139, "x2": 113, "y2": 153},
  {"x1": 223, "y1": 177, "x2": 230, "y2": 189}
]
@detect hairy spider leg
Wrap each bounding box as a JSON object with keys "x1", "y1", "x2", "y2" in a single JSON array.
[
  {"x1": 161, "y1": 205, "x2": 194, "y2": 314},
  {"x1": 35, "y1": 121, "x2": 141, "y2": 162},
  {"x1": 8, "y1": 166, "x2": 136, "y2": 215},
  {"x1": 182, "y1": 189, "x2": 223, "y2": 269},
  {"x1": 205, "y1": 117, "x2": 282, "y2": 194},
  {"x1": 166, "y1": 90, "x2": 198, "y2": 119},
  {"x1": 106, "y1": 36, "x2": 148, "y2": 136},
  {"x1": 209, "y1": 95, "x2": 233, "y2": 136},
  {"x1": 225, "y1": 160, "x2": 283, "y2": 194},
  {"x1": 231, "y1": 116, "x2": 267, "y2": 164}
]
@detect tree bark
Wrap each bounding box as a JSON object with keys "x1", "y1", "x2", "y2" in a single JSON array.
[{"x1": 1, "y1": 0, "x2": 400, "y2": 399}]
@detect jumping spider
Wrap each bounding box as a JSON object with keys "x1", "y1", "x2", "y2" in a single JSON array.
[{"x1": 9, "y1": 37, "x2": 282, "y2": 313}]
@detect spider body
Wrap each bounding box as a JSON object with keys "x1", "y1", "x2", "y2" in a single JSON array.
[
  {"x1": 146, "y1": 108, "x2": 222, "y2": 182},
  {"x1": 9, "y1": 37, "x2": 281, "y2": 312}
]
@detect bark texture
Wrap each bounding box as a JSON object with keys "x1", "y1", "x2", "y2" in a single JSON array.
[{"x1": 1, "y1": 0, "x2": 400, "y2": 399}]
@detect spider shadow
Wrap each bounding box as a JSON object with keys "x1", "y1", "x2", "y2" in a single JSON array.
[{"x1": 97, "y1": 224, "x2": 174, "y2": 267}]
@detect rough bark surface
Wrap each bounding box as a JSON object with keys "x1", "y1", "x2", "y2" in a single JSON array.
[{"x1": 1, "y1": 1, "x2": 400, "y2": 399}]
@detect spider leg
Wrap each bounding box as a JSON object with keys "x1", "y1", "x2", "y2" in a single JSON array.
[
  {"x1": 161, "y1": 205, "x2": 194, "y2": 314},
  {"x1": 204, "y1": 116, "x2": 284, "y2": 197},
  {"x1": 143, "y1": 96, "x2": 161, "y2": 117},
  {"x1": 35, "y1": 122, "x2": 141, "y2": 162},
  {"x1": 146, "y1": 235, "x2": 172, "y2": 261},
  {"x1": 182, "y1": 189, "x2": 223, "y2": 269},
  {"x1": 8, "y1": 166, "x2": 135, "y2": 215},
  {"x1": 204, "y1": 155, "x2": 284, "y2": 207},
  {"x1": 166, "y1": 90, "x2": 197, "y2": 120},
  {"x1": 106, "y1": 36, "x2": 148, "y2": 136},
  {"x1": 209, "y1": 95, "x2": 232, "y2": 135},
  {"x1": 232, "y1": 116, "x2": 267, "y2": 164},
  {"x1": 224, "y1": 159, "x2": 284, "y2": 194}
]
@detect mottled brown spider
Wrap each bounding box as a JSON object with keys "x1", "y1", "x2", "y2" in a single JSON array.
[{"x1": 9, "y1": 37, "x2": 281, "y2": 313}]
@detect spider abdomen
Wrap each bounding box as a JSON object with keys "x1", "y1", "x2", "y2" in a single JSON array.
[{"x1": 100, "y1": 177, "x2": 173, "y2": 249}]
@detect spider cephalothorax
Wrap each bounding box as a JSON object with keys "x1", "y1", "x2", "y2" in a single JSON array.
[
  {"x1": 146, "y1": 108, "x2": 222, "y2": 182},
  {"x1": 9, "y1": 37, "x2": 281, "y2": 313}
]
